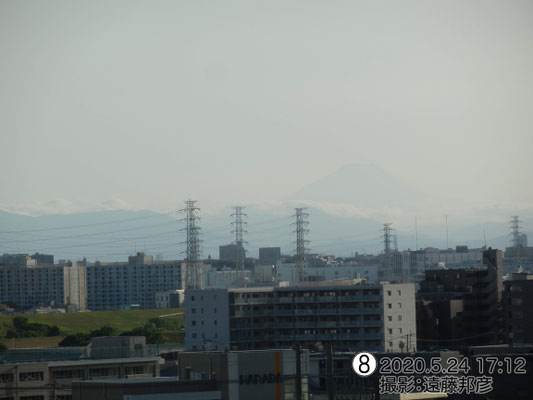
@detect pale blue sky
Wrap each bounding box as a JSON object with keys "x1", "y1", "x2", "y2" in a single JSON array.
[{"x1": 1, "y1": 1, "x2": 532, "y2": 217}]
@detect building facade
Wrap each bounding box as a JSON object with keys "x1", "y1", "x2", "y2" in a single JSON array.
[
  {"x1": 0, "y1": 264, "x2": 86, "y2": 311},
  {"x1": 185, "y1": 281, "x2": 416, "y2": 353},
  {"x1": 417, "y1": 248, "x2": 503, "y2": 348},
  {"x1": 503, "y1": 270, "x2": 533, "y2": 345},
  {"x1": 86, "y1": 254, "x2": 182, "y2": 310},
  {"x1": 0, "y1": 337, "x2": 161, "y2": 400}
]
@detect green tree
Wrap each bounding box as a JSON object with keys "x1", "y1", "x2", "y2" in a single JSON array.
[
  {"x1": 12, "y1": 316, "x2": 28, "y2": 330},
  {"x1": 59, "y1": 333, "x2": 91, "y2": 347},
  {"x1": 47, "y1": 325, "x2": 61, "y2": 337},
  {"x1": 91, "y1": 325, "x2": 116, "y2": 337}
]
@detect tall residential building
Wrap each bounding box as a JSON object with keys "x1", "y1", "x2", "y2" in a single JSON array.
[
  {"x1": 86, "y1": 253, "x2": 182, "y2": 310},
  {"x1": 417, "y1": 248, "x2": 502, "y2": 347},
  {"x1": 185, "y1": 280, "x2": 416, "y2": 353},
  {"x1": 0, "y1": 262, "x2": 86, "y2": 311},
  {"x1": 503, "y1": 269, "x2": 533, "y2": 345}
]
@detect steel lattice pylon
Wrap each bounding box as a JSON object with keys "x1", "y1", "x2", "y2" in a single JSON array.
[
  {"x1": 381, "y1": 223, "x2": 393, "y2": 281},
  {"x1": 231, "y1": 206, "x2": 247, "y2": 271},
  {"x1": 293, "y1": 208, "x2": 310, "y2": 283},
  {"x1": 510, "y1": 216, "x2": 522, "y2": 270},
  {"x1": 180, "y1": 200, "x2": 203, "y2": 289}
]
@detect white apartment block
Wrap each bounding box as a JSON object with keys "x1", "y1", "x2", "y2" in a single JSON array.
[{"x1": 185, "y1": 281, "x2": 416, "y2": 353}]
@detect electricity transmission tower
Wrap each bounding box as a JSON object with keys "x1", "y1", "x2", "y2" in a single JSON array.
[
  {"x1": 510, "y1": 216, "x2": 522, "y2": 270},
  {"x1": 231, "y1": 206, "x2": 247, "y2": 271},
  {"x1": 381, "y1": 223, "x2": 393, "y2": 281},
  {"x1": 180, "y1": 200, "x2": 203, "y2": 289},
  {"x1": 293, "y1": 208, "x2": 310, "y2": 283}
]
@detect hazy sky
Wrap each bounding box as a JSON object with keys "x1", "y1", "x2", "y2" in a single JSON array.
[{"x1": 1, "y1": 1, "x2": 532, "y2": 215}]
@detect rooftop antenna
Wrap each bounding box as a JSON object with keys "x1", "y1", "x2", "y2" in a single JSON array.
[{"x1": 483, "y1": 229, "x2": 487, "y2": 249}]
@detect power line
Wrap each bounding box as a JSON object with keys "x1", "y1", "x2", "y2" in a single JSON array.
[{"x1": 0, "y1": 211, "x2": 176, "y2": 234}]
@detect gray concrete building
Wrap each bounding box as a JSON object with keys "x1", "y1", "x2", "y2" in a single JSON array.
[
  {"x1": 258, "y1": 247, "x2": 281, "y2": 265},
  {"x1": 185, "y1": 280, "x2": 416, "y2": 353},
  {"x1": 0, "y1": 337, "x2": 161, "y2": 400}
]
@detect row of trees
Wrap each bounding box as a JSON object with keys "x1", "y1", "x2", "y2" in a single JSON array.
[
  {"x1": 59, "y1": 317, "x2": 178, "y2": 347},
  {"x1": 5, "y1": 316, "x2": 60, "y2": 338}
]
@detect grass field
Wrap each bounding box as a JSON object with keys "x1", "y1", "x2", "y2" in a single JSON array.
[{"x1": 0, "y1": 308, "x2": 184, "y2": 342}]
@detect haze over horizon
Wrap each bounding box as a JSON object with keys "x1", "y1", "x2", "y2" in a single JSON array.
[{"x1": 1, "y1": 1, "x2": 532, "y2": 227}]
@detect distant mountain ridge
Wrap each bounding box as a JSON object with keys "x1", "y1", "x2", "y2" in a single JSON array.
[
  {"x1": 287, "y1": 164, "x2": 428, "y2": 208},
  {"x1": 0, "y1": 207, "x2": 525, "y2": 262}
]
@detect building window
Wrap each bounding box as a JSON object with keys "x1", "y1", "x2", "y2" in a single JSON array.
[
  {"x1": 214, "y1": 320, "x2": 217, "y2": 326},
  {"x1": 387, "y1": 291, "x2": 391, "y2": 296},
  {"x1": 398, "y1": 303, "x2": 401, "y2": 308},
  {"x1": 0, "y1": 373, "x2": 14, "y2": 383},
  {"x1": 191, "y1": 308, "x2": 196, "y2": 314},
  {"x1": 192, "y1": 333, "x2": 197, "y2": 338},
  {"x1": 125, "y1": 366, "x2": 147, "y2": 376},
  {"x1": 19, "y1": 371, "x2": 44, "y2": 381},
  {"x1": 387, "y1": 304, "x2": 392, "y2": 309},
  {"x1": 399, "y1": 328, "x2": 403, "y2": 334},
  {"x1": 388, "y1": 316, "x2": 392, "y2": 321},
  {"x1": 388, "y1": 329, "x2": 393, "y2": 334},
  {"x1": 192, "y1": 321, "x2": 196, "y2": 326},
  {"x1": 398, "y1": 290, "x2": 401, "y2": 296},
  {"x1": 191, "y1": 296, "x2": 195, "y2": 301},
  {"x1": 398, "y1": 315, "x2": 402, "y2": 321}
]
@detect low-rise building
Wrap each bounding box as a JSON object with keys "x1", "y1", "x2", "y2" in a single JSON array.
[
  {"x1": 0, "y1": 337, "x2": 162, "y2": 400},
  {"x1": 155, "y1": 289, "x2": 184, "y2": 308}
]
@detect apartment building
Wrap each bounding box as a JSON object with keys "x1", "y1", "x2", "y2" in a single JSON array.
[
  {"x1": 86, "y1": 253, "x2": 182, "y2": 310},
  {"x1": 503, "y1": 269, "x2": 533, "y2": 344},
  {"x1": 417, "y1": 248, "x2": 502, "y2": 347},
  {"x1": 0, "y1": 263, "x2": 86, "y2": 311},
  {"x1": 185, "y1": 280, "x2": 416, "y2": 353}
]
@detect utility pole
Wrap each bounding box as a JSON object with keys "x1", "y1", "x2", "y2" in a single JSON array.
[
  {"x1": 510, "y1": 216, "x2": 522, "y2": 270},
  {"x1": 231, "y1": 206, "x2": 247, "y2": 271},
  {"x1": 293, "y1": 208, "x2": 310, "y2": 284},
  {"x1": 181, "y1": 200, "x2": 202, "y2": 289}
]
